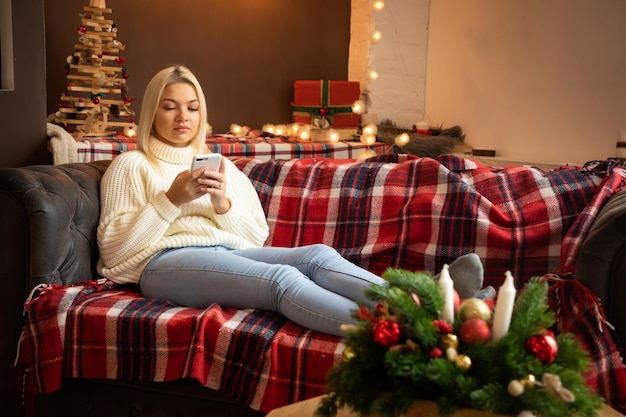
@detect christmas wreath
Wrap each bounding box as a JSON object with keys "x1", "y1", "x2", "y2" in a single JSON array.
[{"x1": 317, "y1": 268, "x2": 603, "y2": 417}]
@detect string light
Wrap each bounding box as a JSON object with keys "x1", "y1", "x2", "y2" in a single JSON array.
[
  {"x1": 365, "y1": 1, "x2": 384, "y2": 87},
  {"x1": 363, "y1": 123, "x2": 378, "y2": 136},
  {"x1": 394, "y1": 132, "x2": 410, "y2": 147},
  {"x1": 274, "y1": 124, "x2": 288, "y2": 136},
  {"x1": 352, "y1": 100, "x2": 365, "y2": 114},
  {"x1": 262, "y1": 124, "x2": 276, "y2": 134},
  {"x1": 299, "y1": 126, "x2": 311, "y2": 141},
  {"x1": 360, "y1": 133, "x2": 376, "y2": 146},
  {"x1": 123, "y1": 125, "x2": 136, "y2": 137},
  {"x1": 229, "y1": 123, "x2": 243, "y2": 135},
  {"x1": 372, "y1": 0, "x2": 385, "y2": 12}
]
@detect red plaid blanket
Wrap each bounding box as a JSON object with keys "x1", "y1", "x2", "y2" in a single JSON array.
[
  {"x1": 17, "y1": 280, "x2": 342, "y2": 415},
  {"x1": 235, "y1": 154, "x2": 626, "y2": 289}
]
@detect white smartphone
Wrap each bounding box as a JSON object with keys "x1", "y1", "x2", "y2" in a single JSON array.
[{"x1": 191, "y1": 153, "x2": 222, "y2": 172}]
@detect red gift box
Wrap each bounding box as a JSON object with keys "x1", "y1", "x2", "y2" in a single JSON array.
[{"x1": 292, "y1": 80, "x2": 361, "y2": 129}]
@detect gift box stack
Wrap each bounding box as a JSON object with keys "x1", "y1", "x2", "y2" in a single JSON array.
[{"x1": 293, "y1": 80, "x2": 361, "y2": 142}]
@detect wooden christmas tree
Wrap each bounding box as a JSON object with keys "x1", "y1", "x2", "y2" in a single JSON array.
[{"x1": 52, "y1": 0, "x2": 136, "y2": 139}]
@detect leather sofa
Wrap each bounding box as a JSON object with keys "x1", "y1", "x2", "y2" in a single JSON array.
[{"x1": 1, "y1": 157, "x2": 625, "y2": 417}]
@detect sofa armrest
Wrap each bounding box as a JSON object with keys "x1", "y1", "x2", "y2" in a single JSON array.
[
  {"x1": 0, "y1": 161, "x2": 110, "y2": 289},
  {"x1": 0, "y1": 160, "x2": 109, "y2": 415},
  {"x1": 576, "y1": 188, "x2": 626, "y2": 348}
]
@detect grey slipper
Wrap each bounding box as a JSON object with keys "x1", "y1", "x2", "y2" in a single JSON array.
[{"x1": 435, "y1": 253, "x2": 484, "y2": 299}]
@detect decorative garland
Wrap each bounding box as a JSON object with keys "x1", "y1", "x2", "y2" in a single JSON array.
[{"x1": 317, "y1": 269, "x2": 603, "y2": 417}]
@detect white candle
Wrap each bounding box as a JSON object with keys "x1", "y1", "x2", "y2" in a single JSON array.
[
  {"x1": 438, "y1": 264, "x2": 455, "y2": 324},
  {"x1": 491, "y1": 271, "x2": 516, "y2": 341}
]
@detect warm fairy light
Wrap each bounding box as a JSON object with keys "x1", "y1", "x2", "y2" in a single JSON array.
[
  {"x1": 229, "y1": 123, "x2": 243, "y2": 135},
  {"x1": 363, "y1": 123, "x2": 378, "y2": 136},
  {"x1": 288, "y1": 123, "x2": 301, "y2": 137},
  {"x1": 395, "y1": 133, "x2": 410, "y2": 146},
  {"x1": 299, "y1": 127, "x2": 311, "y2": 141},
  {"x1": 274, "y1": 124, "x2": 288, "y2": 136},
  {"x1": 123, "y1": 125, "x2": 136, "y2": 137},
  {"x1": 368, "y1": 69, "x2": 379, "y2": 81},
  {"x1": 372, "y1": 1, "x2": 385, "y2": 12},
  {"x1": 360, "y1": 134, "x2": 376, "y2": 146},
  {"x1": 352, "y1": 100, "x2": 365, "y2": 114},
  {"x1": 371, "y1": 30, "x2": 382, "y2": 43},
  {"x1": 328, "y1": 129, "x2": 340, "y2": 143},
  {"x1": 262, "y1": 124, "x2": 276, "y2": 134}
]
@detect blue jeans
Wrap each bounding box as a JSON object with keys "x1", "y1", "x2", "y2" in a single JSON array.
[{"x1": 139, "y1": 244, "x2": 386, "y2": 337}]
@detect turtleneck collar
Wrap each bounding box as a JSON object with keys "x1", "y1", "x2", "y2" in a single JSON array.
[{"x1": 149, "y1": 136, "x2": 196, "y2": 166}]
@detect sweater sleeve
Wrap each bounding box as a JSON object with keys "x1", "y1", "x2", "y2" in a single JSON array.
[
  {"x1": 211, "y1": 158, "x2": 269, "y2": 247},
  {"x1": 97, "y1": 153, "x2": 182, "y2": 269}
]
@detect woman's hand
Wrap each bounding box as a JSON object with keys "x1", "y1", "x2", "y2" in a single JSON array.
[{"x1": 166, "y1": 160, "x2": 231, "y2": 213}]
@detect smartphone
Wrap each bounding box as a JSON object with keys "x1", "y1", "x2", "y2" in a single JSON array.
[{"x1": 191, "y1": 153, "x2": 222, "y2": 172}]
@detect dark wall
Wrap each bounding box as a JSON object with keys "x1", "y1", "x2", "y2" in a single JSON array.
[
  {"x1": 45, "y1": 0, "x2": 352, "y2": 134},
  {"x1": 0, "y1": 0, "x2": 50, "y2": 168}
]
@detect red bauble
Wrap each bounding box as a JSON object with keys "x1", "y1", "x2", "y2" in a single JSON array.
[
  {"x1": 92, "y1": 97, "x2": 100, "y2": 104},
  {"x1": 319, "y1": 107, "x2": 330, "y2": 116},
  {"x1": 432, "y1": 320, "x2": 453, "y2": 334},
  {"x1": 429, "y1": 347, "x2": 443, "y2": 358},
  {"x1": 372, "y1": 320, "x2": 401, "y2": 347},
  {"x1": 459, "y1": 317, "x2": 492, "y2": 344},
  {"x1": 526, "y1": 331, "x2": 558, "y2": 363}
]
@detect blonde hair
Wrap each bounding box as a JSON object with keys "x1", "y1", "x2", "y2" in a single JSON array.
[{"x1": 136, "y1": 65, "x2": 209, "y2": 162}]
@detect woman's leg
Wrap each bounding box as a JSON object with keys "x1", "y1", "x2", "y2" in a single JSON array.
[
  {"x1": 233, "y1": 244, "x2": 386, "y2": 305},
  {"x1": 139, "y1": 246, "x2": 383, "y2": 336}
]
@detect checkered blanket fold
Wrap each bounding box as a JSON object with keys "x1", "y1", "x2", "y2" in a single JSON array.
[
  {"x1": 236, "y1": 154, "x2": 626, "y2": 289},
  {"x1": 16, "y1": 154, "x2": 626, "y2": 414},
  {"x1": 17, "y1": 280, "x2": 342, "y2": 415}
]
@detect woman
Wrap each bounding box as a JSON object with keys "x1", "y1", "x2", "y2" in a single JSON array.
[{"x1": 96, "y1": 65, "x2": 387, "y2": 337}]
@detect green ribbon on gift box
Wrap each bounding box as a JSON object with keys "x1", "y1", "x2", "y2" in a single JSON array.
[{"x1": 293, "y1": 80, "x2": 354, "y2": 122}]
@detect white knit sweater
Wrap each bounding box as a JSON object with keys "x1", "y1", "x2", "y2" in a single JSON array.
[{"x1": 96, "y1": 138, "x2": 269, "y2": 284}]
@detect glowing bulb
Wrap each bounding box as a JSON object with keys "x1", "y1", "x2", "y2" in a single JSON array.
[
  {"x1": 372, "y1": 1, "x2": 385, "y2": 11},
  {"x1": 363, "y1": 123, "x2": 378, "y2": 136},
  {"x1": 328, "y1": 129, "x2": 340, "y2": 143},
  {"x1": 299, "y1": 128, "x2": 311, "y2": 141},
  {"x1": 394, "y1": 133, "x2": 410, "y2": 147},
  {"x1": 229, "y1": 123, "x2": 243, "y2": 135},
  {"x1": 288, "y1": 123, "x2": 301, "y2": 137},
  {"x1": 371, "y1": 30, "x2": 382, "y2": 43},
  {"x1": 124, "y1": 125, "x2": 136, "y2": 137},
  {"x1": 262, "y1": 124, "x2": 276, "y2": 134},
  {"x1": 352, "y1": 100, "x2": 365, "y2": 115},
  {"x1": 360, "y1": 134, "x2": 376, "y2": 146},
  {"x1": 368, "y1": 69, "x2": 379, "y2": 81},
  {"x1": 274, "y1": 124, "x2": 288, "y2": 136}
]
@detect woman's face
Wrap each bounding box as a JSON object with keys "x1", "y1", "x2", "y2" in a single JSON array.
[{"x1": 153, "y1": 82, "x2": 200, "y2": 147}]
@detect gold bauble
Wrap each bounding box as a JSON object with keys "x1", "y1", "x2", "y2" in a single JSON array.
[
  {"x1": 455, "y1": 354, "x2": 472, "y2": 371},
  {"x1": 440, "y1": 333, "x2": 459, "y2": 350},
  {"x1": 521, "y1": 374, "x2": 536, "y2": 387},
  {"x1": 507, "y1": 380, "x2": 525, "y2": 397},
  {"x1": 342, "y1": 346, "x2": 356, "y2": 362},
  {"x1": 458, "y1": 298, "x2": 491, "y2": 322}
]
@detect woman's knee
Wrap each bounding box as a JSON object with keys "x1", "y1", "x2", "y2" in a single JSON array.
[{"x1": 308, "y1": 243, "x2": 340, "y2": 259}]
